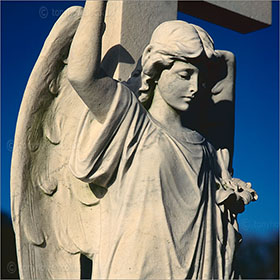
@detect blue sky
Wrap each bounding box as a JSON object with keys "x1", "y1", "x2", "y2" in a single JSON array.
[{"x1": 1, "y1": 1, "x2": 279, "y2": 239}]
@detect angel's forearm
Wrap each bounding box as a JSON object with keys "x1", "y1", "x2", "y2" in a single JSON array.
[
  {"x1": 67, "y1": 1, "x2": 117, "y2": 124},
  {"x1": 68, "y1": 1, "x2": 106, "y2": 85},
  {"x1": 216, "y1": 148, "x2": 232, "y2": 179}
]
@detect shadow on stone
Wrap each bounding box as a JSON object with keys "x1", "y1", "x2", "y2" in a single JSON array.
[{"x1": 80, "y1": 254, "x2": 93, "y2": 279}]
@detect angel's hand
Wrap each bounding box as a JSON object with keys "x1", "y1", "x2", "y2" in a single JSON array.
[
  {"x1": 231, "y1": 178, "x2": 258, "y2": 204},
  {"x1": 210, "y1": 50, "x2": 235, "y2": 97},
  {"x1": 220, "y1": 177, "x2": 258, "y2": 214},
  {"x1": 215, "y1": 50, "x2": 235, "y2": 65}
]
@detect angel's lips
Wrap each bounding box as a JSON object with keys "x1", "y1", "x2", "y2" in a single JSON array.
[{"x1": 181, "y1": 96, "x2": 194, "y2": 102}]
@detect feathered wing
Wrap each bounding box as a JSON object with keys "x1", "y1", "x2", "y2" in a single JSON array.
[{"x1": 11, "y1": 6, "x2": 100, "y2": 279}]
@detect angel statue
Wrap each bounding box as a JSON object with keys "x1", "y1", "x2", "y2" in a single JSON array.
[{"x1": 11, "y1": 1, "x2": 258, "y2": 279}]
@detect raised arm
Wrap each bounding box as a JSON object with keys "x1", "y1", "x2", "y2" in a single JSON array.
[{"x1": 68, "y1": 0, "x2": 117, "y2": 123}]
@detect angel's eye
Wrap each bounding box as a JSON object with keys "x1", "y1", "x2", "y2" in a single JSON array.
[
  {"x1": 179, "y1": 74, "x2": 189, "y2": 79},
  {"x1": 178, "y1": 72, "x2": 190, "y2": 80},
  {"x1": 177, "y1": 69, "x2": 193, "y2": 80}
]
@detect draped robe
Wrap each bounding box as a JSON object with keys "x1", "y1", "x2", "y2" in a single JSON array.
[{"x1": 70, "y1": 82, "x2": 240, "y2": 279}]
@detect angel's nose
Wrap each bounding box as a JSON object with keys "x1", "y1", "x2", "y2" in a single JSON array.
[{"x1": 189, "y1": 74, "x2": 198, "y2": 95}]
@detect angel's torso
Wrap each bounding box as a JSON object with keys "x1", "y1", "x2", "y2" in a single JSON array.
[{"x1": 70, "y1": 82, "x2": 236, "y2": 279}]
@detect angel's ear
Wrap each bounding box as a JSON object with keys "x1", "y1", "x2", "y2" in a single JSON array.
[
  {"x1": 144, "y1": 44, "x2": 153, "y2": 53},
  {"x1": 141, "y1": 44, "x2": 154, "y2": 67}
]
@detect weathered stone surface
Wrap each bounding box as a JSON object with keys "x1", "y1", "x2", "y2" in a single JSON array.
[
  {"x1": 102, "y1": 1, "x2": 177, "y2": 81},
  {"x1": 11, "y1": 1, "x2": 258, "y2": 279}
]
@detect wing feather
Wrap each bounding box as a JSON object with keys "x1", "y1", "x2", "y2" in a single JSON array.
[{"x1": 11, "y1": 6, "x2": 100, "y2": 279}]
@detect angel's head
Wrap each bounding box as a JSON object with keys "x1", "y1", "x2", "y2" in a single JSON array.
[{"x1": 138, "y1": 20, "x2": 219, "y2": 111}]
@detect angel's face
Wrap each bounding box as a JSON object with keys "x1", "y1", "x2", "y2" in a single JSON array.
[{"x1": 156, "y1": 60, "x2": 205, "y2": 112}]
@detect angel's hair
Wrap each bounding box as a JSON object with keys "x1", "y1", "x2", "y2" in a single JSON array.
[{"x1": 138, "y1": 20, "x2": 219, "y2": 106}]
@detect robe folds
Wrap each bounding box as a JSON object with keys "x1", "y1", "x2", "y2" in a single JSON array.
[{"x1": 70, "y1": 82, "x2": 240, "y2": 279}]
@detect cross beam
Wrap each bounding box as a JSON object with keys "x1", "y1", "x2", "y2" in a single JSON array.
[{"x1": 178, "y1": 0, "x2": 272, "y2": 34}]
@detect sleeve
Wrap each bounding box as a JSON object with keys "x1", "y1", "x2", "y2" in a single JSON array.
[{"x1": 69, "y1": 82, "x2": 149, "y2": 187}]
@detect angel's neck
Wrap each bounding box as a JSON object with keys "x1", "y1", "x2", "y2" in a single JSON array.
[{"x1": 149, "y1": 91, "x2": 183, "y2": 134}]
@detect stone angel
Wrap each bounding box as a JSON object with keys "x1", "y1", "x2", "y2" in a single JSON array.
[{"x1": 11, "y1": 1, "x2": 257, "y2": 279}]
